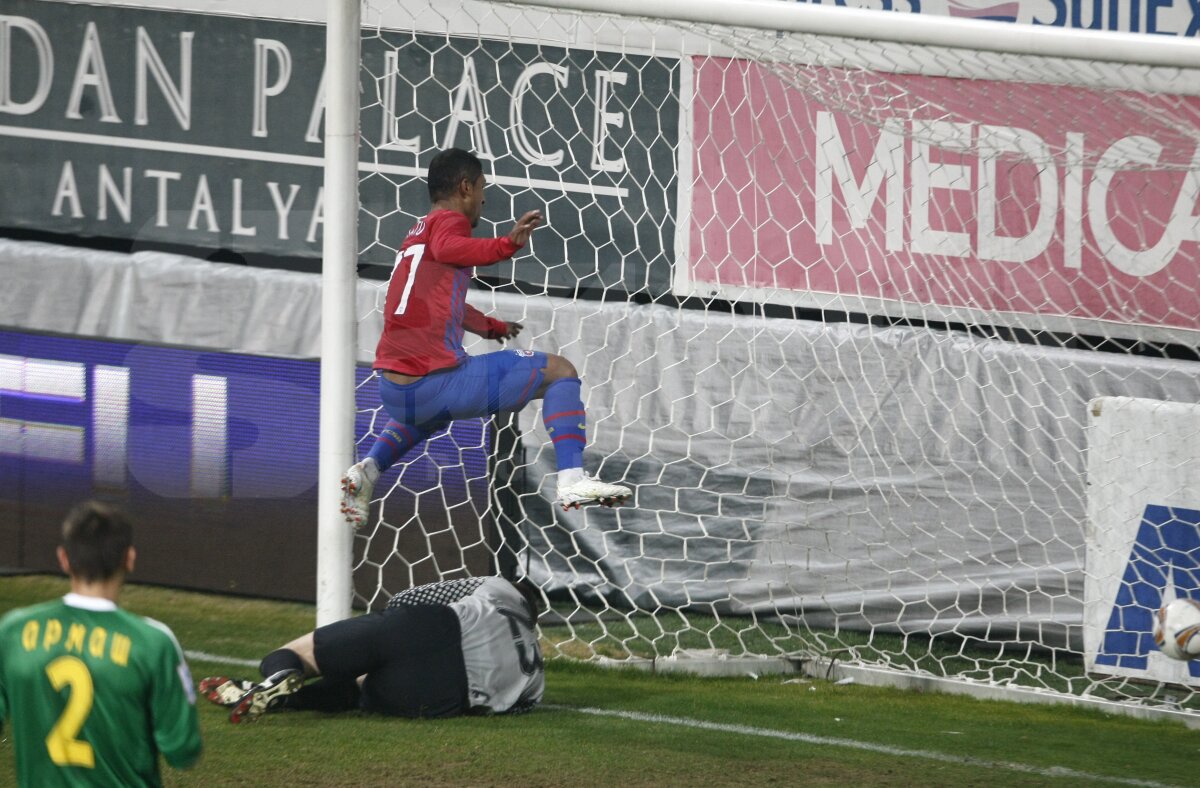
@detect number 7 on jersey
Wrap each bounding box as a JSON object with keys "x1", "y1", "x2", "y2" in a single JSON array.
[{"x1": 393, "y1": 243, "x2": 426, "y2": 316}]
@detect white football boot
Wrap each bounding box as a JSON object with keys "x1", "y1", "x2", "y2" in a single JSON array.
[
  {"x1": 555, "y1": 469, "x2": 632, "y2": 510},
  {"x1": 340, "y1": 458, "x2": 379, "y2": 528},
  {"x1": 198, "y1": 676, "x2": 255, "y2": 707},
  {"x1": 228, "y1": 669, "x2": 304, "y2": 724}
]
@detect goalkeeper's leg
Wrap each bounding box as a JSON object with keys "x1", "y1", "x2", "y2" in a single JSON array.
[
  {"x1": 222, "y1": 623, "x2": 379, "y2": 722},
  {"x1": 304, "y1": 606, "x2": 467, "y2": 718}
]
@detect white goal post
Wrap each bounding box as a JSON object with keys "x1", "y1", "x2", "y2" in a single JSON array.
[
  {"x1": 319, "y1": 0, "x2": 1200, "y2": 721},
  {"x1": 317, "y1": 0, "x2": 361, "y2": 626}
]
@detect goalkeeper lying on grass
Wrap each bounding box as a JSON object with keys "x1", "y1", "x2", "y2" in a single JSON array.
[{"x1": 200, "y1": 577, "x2": 543, "y2": 722}]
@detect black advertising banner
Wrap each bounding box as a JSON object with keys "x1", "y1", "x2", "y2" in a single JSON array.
[{"x1": 0, "y1": 0, "x2": 678, "y2": 294}]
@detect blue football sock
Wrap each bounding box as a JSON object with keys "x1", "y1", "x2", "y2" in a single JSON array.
[
  {"x1": 542, "y1": 377, "x2": 586, "y2": 472},
  {"x1": 366, "y1": 420, "x2": 423, "y2": 474}
]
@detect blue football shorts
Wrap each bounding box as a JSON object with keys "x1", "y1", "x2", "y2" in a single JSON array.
[{"x1": 378, "y1": 349, "x2": 548, "y2": 429}]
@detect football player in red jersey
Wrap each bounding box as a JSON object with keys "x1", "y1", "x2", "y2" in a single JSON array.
[{"x1": 341, "y1": 148, "x2": 631, "y2": 527}]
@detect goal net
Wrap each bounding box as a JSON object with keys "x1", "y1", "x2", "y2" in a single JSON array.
[{"x1": 343, "y1": 0, "x2": 1200, "y2": 716}]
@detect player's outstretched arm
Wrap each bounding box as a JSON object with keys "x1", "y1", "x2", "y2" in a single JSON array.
[
  {"x1": 431, "y1": 211, "x2": 534, "y2": 267},
  {"x1": 507, "y1": 210, "x2": 543, "y2": 247}
]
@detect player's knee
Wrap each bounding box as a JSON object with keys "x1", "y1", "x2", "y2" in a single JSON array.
[{"x1": 544, "y1": 354, "x2": 577, "y2": 382}]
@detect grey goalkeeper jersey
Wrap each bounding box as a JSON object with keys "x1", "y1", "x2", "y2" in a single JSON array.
[{"x1": 388, "y1": 577, "x2": 544, "y2": 714}]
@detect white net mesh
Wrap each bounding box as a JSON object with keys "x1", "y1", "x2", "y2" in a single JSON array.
[{"x1": 348, "y1": 0, "x2": 1200, "y2": 714}]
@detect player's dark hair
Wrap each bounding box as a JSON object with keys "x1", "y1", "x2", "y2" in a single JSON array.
[
  {"x1": 510, "y1": 578, "x2": 545, "y2": 624},
  {"x1": 61, "y1": 500, "x2": 133, "y2": 582},
  {"x1": 427, "y1": 148, "x2": 483, "y2": 202}
]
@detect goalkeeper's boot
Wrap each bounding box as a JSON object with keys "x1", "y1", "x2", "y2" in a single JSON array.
[
  {"x1": 228, "y1": 669, "x2": 304, "y2": 724},
  {"x1": 340, "y1": 458, "x2": 379, "y2": 529},
  {"x1": 555, "y1": 470, "x2": 632, "y2": 511},
  {"x1": 199, "y1": 676, "x2": 255, "y2": 707}
]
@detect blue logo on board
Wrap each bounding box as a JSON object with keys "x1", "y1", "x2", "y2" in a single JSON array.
[{"x1": 1095, "y1": 504, "x2": 1200, "y2": 677}]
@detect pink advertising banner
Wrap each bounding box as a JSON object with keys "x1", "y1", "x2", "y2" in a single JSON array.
[
  {"x1": 796, "y1": 0, "x2": 1200, "y2": 38},
  {"x1": 687, "y1": 58, "x2": 1200, "y2": 331}
]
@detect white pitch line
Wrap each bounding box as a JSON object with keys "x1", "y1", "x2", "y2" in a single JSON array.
[
  {"x1": 184, "y1": 650, "x2": 259, "y2": 668},
  {"x1": 177, "y1": 647, "x2": 1175, "y2": 788},
  {"x1": 550, "y1": 705, "x2": 1177, "y2": 788}
]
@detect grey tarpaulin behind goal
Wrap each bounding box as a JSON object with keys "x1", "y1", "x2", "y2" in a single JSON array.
[{"x1": 5, "y1": 238, "x2": 1200, "y2": 646}]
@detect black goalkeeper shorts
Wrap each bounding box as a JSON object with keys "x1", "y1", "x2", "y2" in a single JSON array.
[{"x1": 312, "y1": 604, "x2": 469, "y2": 718}]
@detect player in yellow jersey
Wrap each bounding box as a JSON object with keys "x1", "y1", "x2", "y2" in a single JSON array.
[{"x1": 0, "y1": 501, "x2": 202, "y2": 787}]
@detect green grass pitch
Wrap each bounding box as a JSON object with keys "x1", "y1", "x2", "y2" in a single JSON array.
[{"x1": 1, "y1": 575, "x2": 1195, "y2": 786}]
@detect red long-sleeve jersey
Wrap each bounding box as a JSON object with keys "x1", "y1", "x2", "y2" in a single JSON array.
[{"x1": 374, "y1": 209, "x2": 519, "y2": 376}]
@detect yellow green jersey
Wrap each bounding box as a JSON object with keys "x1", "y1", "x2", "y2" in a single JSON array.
[{"x1": 0, "y1": 593, "x2": 202, "y2": 787}]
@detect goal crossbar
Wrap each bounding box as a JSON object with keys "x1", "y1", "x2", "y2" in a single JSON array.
[{"x1": 504, "y1": 0, "x2": 1200, "y2": 69}]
